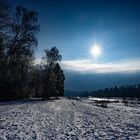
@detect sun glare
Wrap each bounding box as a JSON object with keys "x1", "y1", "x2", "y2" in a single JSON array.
[{"x1": 91, "y1": 44, "x2": 101, "y2": 57}]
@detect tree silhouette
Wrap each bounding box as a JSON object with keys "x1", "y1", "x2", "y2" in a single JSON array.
[
  {"x1": 0, "y1": 4, "x2": 65, "y2": 100},
  {"x1": 41, "y1": 47, "x2": 64, "y2": 99},
  {"x1": 54, "y1": 63, "x2": 65, "y2": 97},
  {"x1": 90, "y1": 84, "x2": 140, "y2": 98},
  {"x1": 0, "y1": 5, "x2": 39, "y2": 99}
]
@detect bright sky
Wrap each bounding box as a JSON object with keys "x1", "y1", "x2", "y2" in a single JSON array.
[{"x1": 7, "y1": 0, "x2": 140, "y2": 90}]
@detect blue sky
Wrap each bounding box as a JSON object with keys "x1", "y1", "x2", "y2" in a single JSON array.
[{"x1": 7, "y1": 0, "x2": 140, "y2": 90}]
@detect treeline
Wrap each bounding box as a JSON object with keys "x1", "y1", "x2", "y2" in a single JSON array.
[
  {"x1": 83, "y1": 84, "x2": 140, "y2": 98},
  {"x1": 0, "y1": 4, "x2": 65, "y2": 100},
  {"x1": 30, "y1": 47, "x2": 65, "y2": 99}
]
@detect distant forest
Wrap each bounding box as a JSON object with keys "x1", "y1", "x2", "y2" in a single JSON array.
[
  {"x1": 0, "y1": 4, "x2": 65, "y2": 100},
  {"x1": 66, "y1": 84, "x2": 140, "y2": 98}
]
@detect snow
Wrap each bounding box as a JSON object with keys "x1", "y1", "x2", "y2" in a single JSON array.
[{"x1": 0, "y1": 98, "x2": 140, "y2": 140}]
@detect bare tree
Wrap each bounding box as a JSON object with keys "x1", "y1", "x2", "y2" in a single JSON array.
[{"x1": 0, "y1": 5, "x2": 39, "y2": 99}]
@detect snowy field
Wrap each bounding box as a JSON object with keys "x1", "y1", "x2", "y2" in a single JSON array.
[{"x1": 0, "y1": 98, "x2": 140, "y2": 140}]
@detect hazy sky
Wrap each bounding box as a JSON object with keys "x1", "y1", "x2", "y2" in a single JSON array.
[{"x1": 6, "y1": 0, "x2": 140, "y2": 91}]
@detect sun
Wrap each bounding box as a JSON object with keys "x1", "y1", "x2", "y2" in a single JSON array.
[{"x1": 91, "y1": 44, "x2": 101, "y2": 57}]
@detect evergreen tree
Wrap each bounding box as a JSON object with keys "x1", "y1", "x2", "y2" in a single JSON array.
[
  {"x1": 54, "y1": 63, "x2": 65, "y2": 97},
  {"x1": 41, "y1": 47, "x2": 64, "y2": 99}
]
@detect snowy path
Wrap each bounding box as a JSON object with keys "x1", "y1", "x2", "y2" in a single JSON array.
[{"x1": 0, "y1": 98, "x2": 140, "y2": 140}]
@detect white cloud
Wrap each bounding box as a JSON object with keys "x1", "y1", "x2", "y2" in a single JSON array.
[{"x1": 61, "y1": 59, "x2": 140, "y2": 73}]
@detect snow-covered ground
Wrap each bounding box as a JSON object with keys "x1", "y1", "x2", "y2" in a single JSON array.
[{"x1": 0, "y1": 98, "x2": 140, "y2": 140}]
